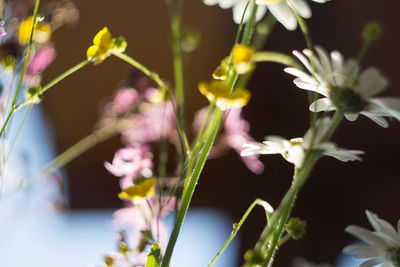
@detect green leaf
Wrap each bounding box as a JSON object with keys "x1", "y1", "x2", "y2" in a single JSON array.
[{"x1": 146, "y1": 243, "x2": 161, "y2": 267}]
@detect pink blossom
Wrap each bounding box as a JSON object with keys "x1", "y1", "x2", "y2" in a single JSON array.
[
  {"x1": 26, "y1": 45, "x2": 56, "y2": 75},
  {"x1": 123, "y1": 90, "x2": 177, "y2": 145},
  {"x1": 105, "y1": 145, "x2": 153, "y2": 189},
  {"x1": 112, "y1": 88, "x2": 139, "y2": 113},
  {"x1": 193, "y1": 107, "x2": 264, "y2": 174},
  {"x1": 113, "y1": 194, "x2": 176, "y2": 246}
]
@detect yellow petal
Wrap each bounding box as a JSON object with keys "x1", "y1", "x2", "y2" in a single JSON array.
[
  {"x1": 93, "y1": 27, "x2": 113, "y2": 50},
  {"x1": 233, "y1": 45, "x2": 254, "y2": 74},
  {"x1": 118, "y1": 177, "x2": 156, "y2": 201},
  {"x1": 18, "y1": 16, "x2": 51, "y2": 45}
]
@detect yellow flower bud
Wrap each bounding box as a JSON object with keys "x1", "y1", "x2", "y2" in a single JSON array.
[
  {"x1": 233, "y1": 44, "x2": 255, "y2": 74},
  {"x1": 198, "y1": 80, "x2": 251, "y2": 110},
  {"x1": 18, "y1": 16, "x2": 51, "y2": 45}
]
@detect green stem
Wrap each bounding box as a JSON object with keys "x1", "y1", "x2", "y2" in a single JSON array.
[
  {"x1": 12, "y1": 0, "x2": 40, "y2": 107},
  {"x1": 287, "y1": 0, "x2": 313, "y2": 52},
  {"x1": 162, "y1": 2, "x2": 259, "y2": 265},
  {"x1": 208, "y1": 199, "x2": 271, "y2": 267},
  {"x1": 16, "y1": 59, "x2": 90, "y2": 110},
  {"x1": 6, "y1": 121, "x2": 122, "y2": 198},
  {"x1": 0, "y1": 0, "x2": 40, "y2": 137},
  {"x1": 245, "y1": 111, "x2": 344, "y2": 266},
  {"x1": 252, "y1": 51, "x2": 303, "y2": 69},
  {"x1": 161, "y1": 108, "x2": 223, "y2": 267},
  {"x1": 171, "y1": 15, "x2": 185, "y2": 120}
]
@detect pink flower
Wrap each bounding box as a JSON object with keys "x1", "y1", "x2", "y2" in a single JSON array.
[
  {"x1": 113, "y1": 194, "x2": 176, "y2": 246},
  {"x1": 26, "y1": 45, "x2": 56, "y2": 75},
  {"x1": 112, "y1": 88, "x2": 139, "y2": 114},
  {"x1": 193, "y1": 107, "x2": 264, "y2": 174},
  {"x1": 105, "y1": 145, "x2": 153, "y2": 189},
  {"x1": 123, "y1": 89, "x2": 177, "y2": 145}
]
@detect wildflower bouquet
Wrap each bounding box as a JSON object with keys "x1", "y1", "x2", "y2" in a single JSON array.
[{"x1": 0, "y1": 0, "x2": 400, "y2": 266}]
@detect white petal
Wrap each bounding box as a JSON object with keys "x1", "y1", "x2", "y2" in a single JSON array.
[
  {"x1": 345, "y1": 113, "x2": 359, "y2": 121},
  {"x1": 343, "y1": 243, "x2": 385, "y2": 258},
  {"x1": 330, "y1": 51, "x2": 345, "y2": 86},
  {"x1": 322, "y1": 148, "x2": 364, "y2": 162},
  {"x1": 360, "y1": 258, "x2": 386, "y2": 267},
  {"x1": 312, "y1": 0, "x2": 330, "y2": 3},
  {"x1": 268, "y1": 1, "x2": 297, "y2": 30},
  {"x1": 219, "y1": 0, "x2": 240, "y2": 9},
  {"x1": 361, "y1": 112, "x2": 389, "y2": 128},
  {"x1": 286, "y1": 145, "x2": 305, "y2": 167},
  {"x1": 315, "y1": 46, "x2": 333, "y2": 81},
  {"x1": 289, "y1": 0, "x2": 312, "y2": 18},
  {"x1": 355, "y1": 67, "x2": 388, "y2": 97},
  {"x1": 203, "y1": 0, "x2": 220, "y2": 6},
  {"x1": 310, "y1": 98, "x2": 335, "y2": 112},
  {"x1": 345, "y1": 225, "x2": 391, "y2": 250},
  {"x1": 292, "y1": 50, "x2": 313, "y2": 73},
  {"x1": 232, "y1": 1, "x2": 267, "y2": 23},
  {"x1": 241, "y1": 142, "x2": 270, "y2": 156}
]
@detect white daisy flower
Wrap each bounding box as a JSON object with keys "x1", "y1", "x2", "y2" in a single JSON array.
[
  {"x1": 241, "y1": 117, "x2": 363, "y2": 167},
  {"x1": 202, "y1": 0, "x2": 329, "y2": 30},
  {"x1": 343, "y1": 210, "x2": 400, "y2": 267},
  {"x1": 285, "y1": 46, "x2": 400, "y2": 128}
]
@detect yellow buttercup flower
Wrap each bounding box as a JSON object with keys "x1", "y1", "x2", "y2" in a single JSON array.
[
  {"x1": 233, "y1": 44, "x2": 255, "y2": 74},
  {"x1": 87, "y1": 27, "x2": 127, "y2": 64},
  {"x1": 18, "y1": 16, "x2": 51, "y2": 45},
  {"x1": 198, "y1": 80, "x2": 251, "y2": 110},
  {"x1": 118, "y1": 177, "x2": 156, "y2": 201}
]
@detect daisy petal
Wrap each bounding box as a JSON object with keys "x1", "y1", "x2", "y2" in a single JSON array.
[
  {"x1": 268, "y1": 1, "x2": 297, "y2": 30},
  {"x1": 290, "y1": 0, "x2": 312, "y2": 19},
  {"x1": 310, "y1": 98, "x2": 334, "y2": 112}
]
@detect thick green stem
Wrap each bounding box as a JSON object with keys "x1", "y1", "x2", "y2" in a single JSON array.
[
  {"x1": 161, "y1": 2, "x2": 259, "y2": 265},
  {"x1": 161, "y1": 109, "x2": 223, "y2": 267},
  {"x1": 252, "y1": 51, "x2": 303, "y2": 69}
]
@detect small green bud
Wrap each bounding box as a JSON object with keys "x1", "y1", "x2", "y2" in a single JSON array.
[
  {"x1": 113, "y1": 36, "x2": 127, "y2": 54},
  {"x1": 286, "y1": 217, "x2": 306, "y2": 240},
  {"x1": 24, "y1": 86, "x2": 43, "y2": 104},
  {"x1": 363, "y1": 21, "x2": 383, "y2": 42}
]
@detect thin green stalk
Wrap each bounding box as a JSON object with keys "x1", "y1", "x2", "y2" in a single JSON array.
[
  {"x1": 287, "y1": 0, "x2": 313, "y2": 52},
  {"x1": 171, "y1": 16, "x2": 185, "y2": 120},
  {"x1": 5, "y1": 121, "x2": 122, "y2": 199},
  {"x1": 12, "y1": 0, "x2": 40, "y2": 107},
  {"x1": 208, "y1": 199, "x2": 271, "y2": 267},
  {"x1": 252, "y1": 51, "x2": 303, "y2": 69},
  {"x1": 0, "y1": 0, "x2": 40, "y2": 137},
  {"x1": 16, "y1": 59, "x2": 90, "y2": 110}
]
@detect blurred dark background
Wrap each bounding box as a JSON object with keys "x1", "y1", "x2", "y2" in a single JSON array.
[{"x1": 37, "y1": 0, "x2": 400, "y2": 265}]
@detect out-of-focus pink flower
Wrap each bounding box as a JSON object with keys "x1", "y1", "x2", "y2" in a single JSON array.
[
  {"x1": 113, "y1": 194, "x2": 176, "y2": 246},
  {"x1": 26, "y1": 45, "x2": 56, "y2": 75},
  {"x1": 112, "y1": 88, "x2": 139, "y2": 114},
  {"x1": 123, "y1": 89, "x2": 177, "y2": 145},
  {"x1": 224, "y1": 108, "x2": 264, "y2": 174},
  {"x1": 105, "y1": 144, "x2": 153, "y2": 189},
  {"x1": 193, "y1": 107, "x2": 264, "y2": 174}
]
